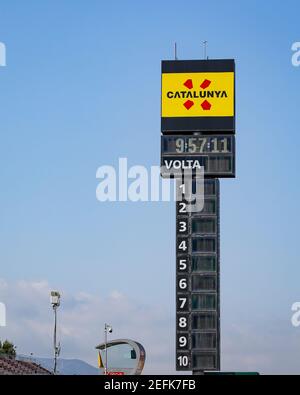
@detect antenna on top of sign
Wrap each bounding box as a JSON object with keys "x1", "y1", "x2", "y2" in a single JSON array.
[
  {"x1": 203, "y1": 40, "x2": 208, "y2": 60},
  {"x1": 174, "y1": 42, "x2": 178, "y2": 60}
]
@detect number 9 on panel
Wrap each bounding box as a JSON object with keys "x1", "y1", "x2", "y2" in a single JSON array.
[{"x1": 176, "y1": 333, "x2": 189, "y2": 350}]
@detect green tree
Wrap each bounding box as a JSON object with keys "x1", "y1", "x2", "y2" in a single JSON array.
[{"x1": 0, "y1": 340, "x2": 16, "y2": 357}]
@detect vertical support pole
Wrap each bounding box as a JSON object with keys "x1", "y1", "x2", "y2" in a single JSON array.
[
  {"x1": 104, "y1": 324, "x2": 108, "y2": 375},
  {"x1": 53, "y1": 306, "x2": 57, "y2": 375}
]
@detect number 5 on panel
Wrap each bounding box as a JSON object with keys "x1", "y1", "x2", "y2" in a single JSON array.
[{"x1": 176, "y1": 256, "x2": 189, "y2": 273}]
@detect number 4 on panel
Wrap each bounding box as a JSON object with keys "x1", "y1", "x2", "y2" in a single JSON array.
[{"x1": 177, "y1": 239, "x2": 188, "y2": 252}]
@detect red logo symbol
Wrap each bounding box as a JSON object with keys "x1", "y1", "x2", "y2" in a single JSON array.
[
  {"x1": 200, "y1": 79, "x2": 211, "y2": 89},
  {"x1": 183, "y1": 79, "x2": 193, "y2": 89},
  {"x1": 183, "y1": 99, "x2": 194, "y2": 110},
  {"x1": 201, "y1": 100, "x2": 211, "y2": 110}
]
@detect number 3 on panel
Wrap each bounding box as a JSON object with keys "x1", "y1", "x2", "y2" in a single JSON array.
[
  {"x1": 179, "y1": 221, "x2": 187, "y2": 232},
  {"x1": 177, "y1": 219, "x2": 188, "y2": 235}
]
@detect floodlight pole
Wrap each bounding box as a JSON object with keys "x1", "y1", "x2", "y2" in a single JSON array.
[
  {"x1": 104, "y1": 323, "x2": 113, "y2": 375},
  {"x1": 53, "y1": 304, "x2": 58, "y2": 375},
  {"x1": 104, "y1": 324, "x2": 108, "y2": 375},
  {"x1": 51, "y1": 291, "x2": 61, "y2": 375}
]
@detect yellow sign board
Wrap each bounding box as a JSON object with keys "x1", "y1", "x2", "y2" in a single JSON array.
[{"x1": 161, "y1": 72, "x2": 234, "y2": 118}]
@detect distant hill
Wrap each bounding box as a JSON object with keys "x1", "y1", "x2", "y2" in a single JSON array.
[{"x1": 18, "y1": 356, "x2": 100, "y2": 375}]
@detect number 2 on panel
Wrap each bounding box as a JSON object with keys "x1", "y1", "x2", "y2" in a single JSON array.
[{"x1": 178, "y1": 202, "x2": 187, "y2": 213}]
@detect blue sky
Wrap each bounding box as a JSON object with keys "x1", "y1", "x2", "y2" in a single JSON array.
[{"x1": 0, "y1": 0, "x2": 300, "y2": 373}]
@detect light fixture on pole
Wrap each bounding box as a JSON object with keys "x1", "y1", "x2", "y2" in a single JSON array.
[
  {"x1": 104, "y1": 323, "x2": 113, "y2": 375},
  {"x1": 50, "y1": 291, "x2": 61, "y2": 375}
]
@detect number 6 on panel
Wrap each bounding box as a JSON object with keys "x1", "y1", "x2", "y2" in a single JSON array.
[{"x1": 178, "y1": 278, "x2": 187, "y2": 290}]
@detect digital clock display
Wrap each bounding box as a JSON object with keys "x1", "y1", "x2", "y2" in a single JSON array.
[
  {"x1": 161, "y1": 135, "x2": 235, "y2": 178},
  {"x1": 162, "y1": 135, "x2": 233, "y2": 155}
]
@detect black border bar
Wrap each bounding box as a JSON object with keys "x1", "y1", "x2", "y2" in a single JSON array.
[
  {"x1": 161, "y1": 116, "x2": 235, "y2": 133},
  {"x1": 162, "y1": 59, "x2": 235, "y2": 74}
]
